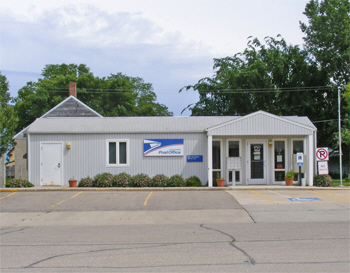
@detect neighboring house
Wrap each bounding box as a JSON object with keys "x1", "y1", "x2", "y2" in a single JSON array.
[
  {"x1": 5, "y1": 147, "x2": 15, "y2": 167},
  {"x1": 14, "y1": 83, "x2": 317, "y2": 187},
  {"x1": 5, "y1": 147, "x2": 15, "y2": 178}
]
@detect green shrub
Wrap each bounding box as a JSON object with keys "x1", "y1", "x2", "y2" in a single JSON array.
[
  {"x1": 132, "y1": 173, "x2": 152, "y2": 187},
  {"x1": 152, "y1": 174, "x2": 169, "y2": 187},
  {"x1": 186, "y1": 176, "x2": 202, "y2": 187},
  {"x1": 168, "y1": 174, "x2": 186, "y2": 187},
  {"x1": 78, "y1": 176, "x2": 94, "y2": 187},
  {"x1": 313, "y1": 174, "x2": 332, "y2": 187},
  {"x1": 6, "y1": 179, "x2": 34, "y2": 188},
  {"x1": 94, "y1": 172, "x2": 113, "y2": 187},
  {"x1": 113, "y1": 172, "x2": 132, "y2": 187}
]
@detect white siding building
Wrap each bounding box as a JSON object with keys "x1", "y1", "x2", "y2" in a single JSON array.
[{"x1": 14, "y1": 94, "x2": 317, "y2": 187}]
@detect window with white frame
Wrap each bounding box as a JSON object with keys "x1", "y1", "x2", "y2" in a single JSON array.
[
  {"x1": 292, "y1": 139, "x2": 304, "y2": 180},
  {"x1": 274, "y1": 140, "x2": 285, "y2": 182},
  {"x1": 107, "y1": 140, "x2": 129, "y2": 166},
  {"x1": 227, "y1": 140, "x2": 240, "y2": 183}
]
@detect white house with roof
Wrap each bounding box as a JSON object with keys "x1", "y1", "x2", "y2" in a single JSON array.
[{"x1": 14, "y1": 84, "x2": 317, "y2": 187}]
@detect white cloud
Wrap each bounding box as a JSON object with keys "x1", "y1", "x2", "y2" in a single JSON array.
[{"x1": 0, "y1": 0, "x2": 310, "y2": 115}]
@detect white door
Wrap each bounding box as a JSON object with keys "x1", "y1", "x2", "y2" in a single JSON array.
[
  {"x1": 247, "y1": 140, "x2": 267, "y2": 184},
  {"x1": 40, "y1": 143, "x2": 62, "y2": 186}
]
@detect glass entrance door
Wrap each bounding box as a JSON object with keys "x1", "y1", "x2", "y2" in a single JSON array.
[{"x1": 247, "y1": 140, "x2": 267, "y2": 184}]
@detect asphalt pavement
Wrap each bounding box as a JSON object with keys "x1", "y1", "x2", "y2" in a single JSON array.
[{"x1": 0, "y1": 187, "x2": 349, "y2": 272}]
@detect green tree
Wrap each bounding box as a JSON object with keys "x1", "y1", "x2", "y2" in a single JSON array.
[
  {"x1": 300, "y1": 0, "x2": 350, "y2": 172},
  {"x1": 14, "y1": 64, "x2": 172, "y2": 132},
  {"x1": 181, "y1": 35, "x2": 329, "y2": 121},
  {"x1": 0, "y1": 72, "x2": 18, "y2": 157},
  {"x1": 300, "y1": 0, "x2": 350, "y2": 87}
]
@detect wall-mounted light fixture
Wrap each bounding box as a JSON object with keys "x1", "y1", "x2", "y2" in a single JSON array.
[
  {"x1": 66, "y1": 142, "x2": 71, "y2": 149},
  {"x1": 268, "y1": 140, "x2": 273, "y2": 148}
]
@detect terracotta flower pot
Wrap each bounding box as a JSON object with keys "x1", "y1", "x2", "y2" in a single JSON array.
[
  {"x1": 216, "y1": 179, "x2": 225, "y2": 187},
  {"x1": 285, "y1": 178, "x2": 293, "y2": 186},
  {"x1": 69, "y1": 180, "x2": 77, "y2": 187}
]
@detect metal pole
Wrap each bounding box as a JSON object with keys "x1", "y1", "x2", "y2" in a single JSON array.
[{"x1": 338, "y1": 87, "x2": 343, "y2": 186}]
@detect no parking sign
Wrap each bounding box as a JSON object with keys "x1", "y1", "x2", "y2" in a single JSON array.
[{"x1": 316, "y1": 148, "x2": 329, "y2": 161}]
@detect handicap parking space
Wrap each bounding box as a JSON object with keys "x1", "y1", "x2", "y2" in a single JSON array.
[{"x1": 227, "y1": 189, "x2": 350, "y2": 206}]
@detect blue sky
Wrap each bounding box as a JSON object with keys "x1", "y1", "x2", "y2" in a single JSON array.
[{"x1": 1, "y1": 0, "x2": 310, "y2": 116}]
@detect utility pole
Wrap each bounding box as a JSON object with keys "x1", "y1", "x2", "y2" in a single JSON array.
[{"x1": 338, "y1": 87, "x2": 343, "y2": 186}]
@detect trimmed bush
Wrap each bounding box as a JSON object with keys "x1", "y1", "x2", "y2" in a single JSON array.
[
  {"x1": 152, "y1": 174, "x2": 169, "y2": 187},
  {"x1": 113, "y1": 172, "x2": 132, "y2": 187},
  {"x1": 78, "y1": 176, "x2": 94, "y2": 187},
  {"x1": 313, "y1": 174, "x2": 332, "y2": 187},
  {"x1": 6, "y1": 179, "x2": 34, "y2": 188},
  {"x1": 132, "y1": 173, "x2": 152, "y2": 187},
  {"x1": 94, "y1": 172, "x2": 113, "y2": 187},
  {"x1": 186, "y1": 176, "x2": 202, "y2": 187},
  {"x1": 168, "y1": 174, "x2": 186, "y2": 187}
]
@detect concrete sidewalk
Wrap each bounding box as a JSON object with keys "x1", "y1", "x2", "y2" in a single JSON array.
[{"x1": 1, "y1": 185, "x2": 349, "y2": 192}]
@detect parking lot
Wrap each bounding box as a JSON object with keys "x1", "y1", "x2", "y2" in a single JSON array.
[
  {"x1": 1, "y1": 188, "x2": 349, "y2": 272},
  {"x1": 0, "y1": 188, "x2": 349, "y2": 226}
]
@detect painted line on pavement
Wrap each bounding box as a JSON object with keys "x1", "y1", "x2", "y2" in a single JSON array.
[
  {"x1": 52, "y1": 191, "x2": 83, "y2": 208},
  {"x1": 251, "y1": 190, "x2": 274, "y2": 203},
  {"x1": 144, "y1": 191, "x2": 153, "y2": 206},
  {"x1": 306, "y1": 190, "x2": 349, "y2": 203},
  {"x1": 267, "y1": 190, "x2": 291, "y2": 198},
  {"x1": 0, "y1": 192, "x2": 17, "y2": 200}
]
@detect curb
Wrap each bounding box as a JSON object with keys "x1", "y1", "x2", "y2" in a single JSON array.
[{"x1": 0, "y1": 186, "x2": 349, "y2": 192}]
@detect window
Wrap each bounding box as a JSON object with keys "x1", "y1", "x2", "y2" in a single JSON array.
[
  {"x1": 228, "y1": 141, "x2": 239, "y2": 157},
  {"x1": 293, "y1": 140, "x2": 304, "y2": 180},
  {"x1": 212, "y1": 141, "x2": 221, "y2": 170},
  {"x1": 107, "y1": 140, "x2": 129, "y2": 166},
  {"x1": 227, "y1": 140, "x2": 241, "y2": 184},
  {"x1": 274, "y1": 140, "x2": 285, "y2": 182},
  {"x1": 293, "y1": 140, "x2": 304, "y2": 154}
]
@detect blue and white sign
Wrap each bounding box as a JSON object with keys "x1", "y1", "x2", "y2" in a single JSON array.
[
  {"x1": 288, "y1": 198, "x2": 321, "y2": 202},
  {"x1": 144, "y1": 139, "x2": 184, "y2": 156},
  {"x1": 297, "y1": 152, "x2": 303, "y2": 166},
  {"x1": 187, "y1": 155, "x2": 203, "y2": 162}
]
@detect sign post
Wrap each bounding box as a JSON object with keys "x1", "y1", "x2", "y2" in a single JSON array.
[
  {"x1": 316, "y1": 148, "x2": 329, "y2": 176},
  {"x1": 296, "y1": 153, "x2": 304, "y2": 186}
]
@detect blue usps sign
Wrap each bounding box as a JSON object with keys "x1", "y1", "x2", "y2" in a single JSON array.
[
  {"x1": 187, "y1": 155, "x2": 203, "y2": 162},
  {"x1": 288, "y1": 198, "x2": 321, "y2": 202}
]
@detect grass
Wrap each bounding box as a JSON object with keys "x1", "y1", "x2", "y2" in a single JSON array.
[{"x1": 331, "y1": 178, "x2": 350, "y2": 187}]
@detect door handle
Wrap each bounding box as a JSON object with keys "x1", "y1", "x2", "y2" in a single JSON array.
[{"x1": 58, "y1": 163, "x2": 60, "y2": 168}]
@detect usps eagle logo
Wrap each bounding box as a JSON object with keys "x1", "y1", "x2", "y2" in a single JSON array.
[{"x1": 143, "y1": 139, "x2": 184, "y2": 156}]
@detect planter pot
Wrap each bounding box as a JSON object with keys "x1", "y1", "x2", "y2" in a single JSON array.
[
  {"x1": 69, "y1": 180, "x2": 77, "y2": 187},
  {"x1": 285, "y1": 178, "x2": 294, "y2": 186},
  {"x1": 216, "y1": 179, "x2": 225, "y2": 187}
]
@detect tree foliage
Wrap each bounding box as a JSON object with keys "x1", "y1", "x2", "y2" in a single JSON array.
[
  {"x1": 181, "y1": 36, "x2": 331, "y2": 123},
  {"x1": 0, "y1": 72, "x2": 18, "y2": 157},
  {"x1": 14, "y1": 64, "x2": 172, "y2": 132},
  {"x1": 300, "y1": 0, "x2": 350, "y2": 87},
  {"x1": 181, "y1": 0, "x2": 349, "y2": 160}
]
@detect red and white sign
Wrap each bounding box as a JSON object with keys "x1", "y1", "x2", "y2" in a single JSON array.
[
  {"x1": 318, "y1": 161, "x2": 329, "y2": 175},
  {"x1": 316, "y1": 148, "x2": 329, "y2": 161}
]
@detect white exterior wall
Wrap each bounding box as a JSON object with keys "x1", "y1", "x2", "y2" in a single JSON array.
[
  {"x1": 212, "y1": 135, "x2": 313, "y2": 185},
  {"x1": 28, "y1": 132, "x2": 208, "y2": 186}
]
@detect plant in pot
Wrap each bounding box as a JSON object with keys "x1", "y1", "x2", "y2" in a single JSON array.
[
  {"x1": 68, "y1": 177, "x2": 77, "y2": 187},
  {"x1": 285, "y1": 170, "x2": 294, "y2": 186},
  {"x1": 216, "y1": 172, "x2": 225, "y2": 187}
]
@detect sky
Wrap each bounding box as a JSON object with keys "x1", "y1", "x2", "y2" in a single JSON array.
[{"x1": 1, "y1": 0, "x2": 311, "y2": 116}]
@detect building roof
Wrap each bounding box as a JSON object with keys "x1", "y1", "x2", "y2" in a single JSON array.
[
  {"x1": 26, "y1": 116, "x2": 238, "y2": 134},
  {"x1": 26, "y1": 111, "x2": 316, "y2": 135},
  {"x1": 14, "y1": 96, "x2": 102, "y2": 139}
]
